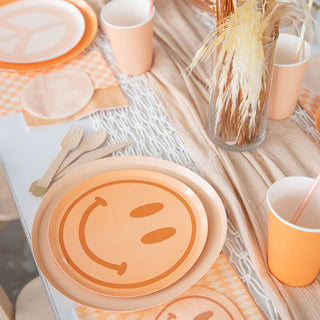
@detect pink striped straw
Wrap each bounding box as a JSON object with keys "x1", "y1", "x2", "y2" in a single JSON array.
[
  {"x1": 149, "y1": 0, "x2": 154, "y2": 18},
  {"x1": 291, "y1": 173, "x2": 320, "y2": 224}
]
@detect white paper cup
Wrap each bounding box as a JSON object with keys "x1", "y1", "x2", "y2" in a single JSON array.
[{"x1": 100, "y1": 0, "x2": 154, "y2": 76}]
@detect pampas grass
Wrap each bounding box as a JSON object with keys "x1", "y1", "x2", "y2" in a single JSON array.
[{"x1": 190, "y1": 0, "x2": 313, "y2": 148}]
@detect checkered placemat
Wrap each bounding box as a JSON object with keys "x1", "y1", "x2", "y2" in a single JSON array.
[
  {"x1": 73, "y1": 253, "x2": 265, "y2": 320},
  {"x1": 298, "y1": 87, "x2": 320, "y2": 119},
  {"x1": 0, "y1": 49, "x2": 120, "y2": 117}
]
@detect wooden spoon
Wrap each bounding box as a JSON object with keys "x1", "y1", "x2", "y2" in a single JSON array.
[
  {"x1": 54, "y1": 141, "x2": 131, "y2": 180},
  {"x1": 31, "y1": 125, "x2": 84, "y2": 197},
  {"x1": 29, "y1": 130, "x2": 107, "y2": 196},
  {"x1": 56, "y1": 130, "x2": 107, "y2": 174}
]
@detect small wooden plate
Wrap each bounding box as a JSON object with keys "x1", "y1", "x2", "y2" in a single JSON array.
[{"x1": 48, "y1": 169, "x2": 208, "y2": 297}]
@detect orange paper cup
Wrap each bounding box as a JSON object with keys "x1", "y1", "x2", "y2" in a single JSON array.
[
  {"x1": 267, "y1": 176, "x2": 320, "y2": 286},
  {"x1": 268, "y1": 33, "x2": 311, "y2": 120},
  {"x1": 100, "y1": 0, "x2": 154, "y2": 76}
]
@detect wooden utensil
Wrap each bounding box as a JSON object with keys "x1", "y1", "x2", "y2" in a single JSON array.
[
  {"x1": 29, "y1": 130, "x2": 106, "y2": 194},
  {"x1": 56, "y1": 130, "x2": 107, "y2": 174},
  {"x1": 30, "y1": 126, "x2": 84, "y2": 197},
  {"x1": 54, "y1": 141, "x2": 131, "y2": 180}
]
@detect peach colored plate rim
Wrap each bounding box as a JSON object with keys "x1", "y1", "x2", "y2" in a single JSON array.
[
  {"x1": 32, "y1": 156, "x2": 227, "y2": 311},
  {"x1": 0, "y1": 0, "x2": 97, "y2": 71},
  {"x1": 48, "y1": 169, "x2": 208, "y2": 297}
]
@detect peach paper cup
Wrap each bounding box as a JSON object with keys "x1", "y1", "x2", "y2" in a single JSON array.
[
  {"x1": 267, "y1": 176, "x2": 320, "y2": 287},
  {"x1": 100, "y1": 0, "x2": 154, "y2": 76},
  {"x1": 268, "y1": 33, "x2": 311, "y2": 120}
]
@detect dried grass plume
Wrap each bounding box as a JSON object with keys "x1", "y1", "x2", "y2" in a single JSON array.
[{"x1": 189, "y1": 0, "x2": 313, "y2": 147}]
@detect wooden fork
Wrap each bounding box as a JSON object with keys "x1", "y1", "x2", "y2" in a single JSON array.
[{"x1": 30, "y1": 125, "x2": 84, "y2": 197}]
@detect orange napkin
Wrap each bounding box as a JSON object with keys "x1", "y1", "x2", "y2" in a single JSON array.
[
  {"x1": 74, "y1": 253, "x2": 265, "y2": 320},
  {"x1": 0, "y1": 49, "x2": 128, "y2": 128}
]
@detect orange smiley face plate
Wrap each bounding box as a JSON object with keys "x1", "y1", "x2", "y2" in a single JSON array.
[{"x1": 48, "y1": 169, "x2": 208, "y2": 297}]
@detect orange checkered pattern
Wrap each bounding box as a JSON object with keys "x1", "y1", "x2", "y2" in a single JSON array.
[
  {"x1": 0, "y1": 49, "x2": 119, "y2": 117},
  {"x1": 298, "y1": 87, "x2": 320, "y2": 119},
  {"x1": 198, "y1": 254, "x2": 264, "y2": 319},
  {"x1": 74, "y1": 253, "x2": 265, "y2": 320}
]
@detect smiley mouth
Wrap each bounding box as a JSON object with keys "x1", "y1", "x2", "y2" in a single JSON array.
[{"x1": 79, "y1": 196, "x2": 127, "y2": 276}]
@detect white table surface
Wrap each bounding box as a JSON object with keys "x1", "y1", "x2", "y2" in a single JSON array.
[{"x1": 0, "y1": 113, "x2": 95, "y2": 318}]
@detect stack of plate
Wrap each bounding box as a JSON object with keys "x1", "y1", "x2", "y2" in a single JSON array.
[
  {"x1": 32, "y1": 156, "x2": 227, "y2": 311},
  {"x1": 0, "y1": 0, "x2": 98, "y2": 71}
]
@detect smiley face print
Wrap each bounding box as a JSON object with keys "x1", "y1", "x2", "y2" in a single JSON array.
[
  {"x1": 144, "y1": 286, "x2": 244, "y2": 320},
  {"x1": 48, "y1": 170, "x2": 208, "y2": 297}
]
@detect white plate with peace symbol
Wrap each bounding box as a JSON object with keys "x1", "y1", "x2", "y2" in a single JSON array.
[{"x1": 0, "y1": 0, "x2": 85, "y2": 63}]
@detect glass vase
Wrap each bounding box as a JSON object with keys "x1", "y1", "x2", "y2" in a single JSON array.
[{"x1": 207, "y1": 37, "x2": 278, "y2": 152}]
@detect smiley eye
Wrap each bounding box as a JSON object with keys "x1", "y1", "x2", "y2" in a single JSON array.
[
  {"x1": 141, "y1": 227, "x2": 176, "y2": 244},
  {"x1": 130, "y1": 202, "x2": 164, "y2": 218},
  {"x1": 193, "y1": 311, "x2": 214, "y2": 320},
  {"x1": 130, "y1": 203, "x2": 176, "y2": 244}
]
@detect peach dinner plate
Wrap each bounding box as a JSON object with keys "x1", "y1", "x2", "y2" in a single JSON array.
[
  {"x1": 32, "y1": 156, "x2": 227, "y2": 311},
  {"x1": 48, "y1": 169, "x2": 208, "y2": 297},
  {"x1": 0, "y1": 0, "x2": 97, "y2": 71}
]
